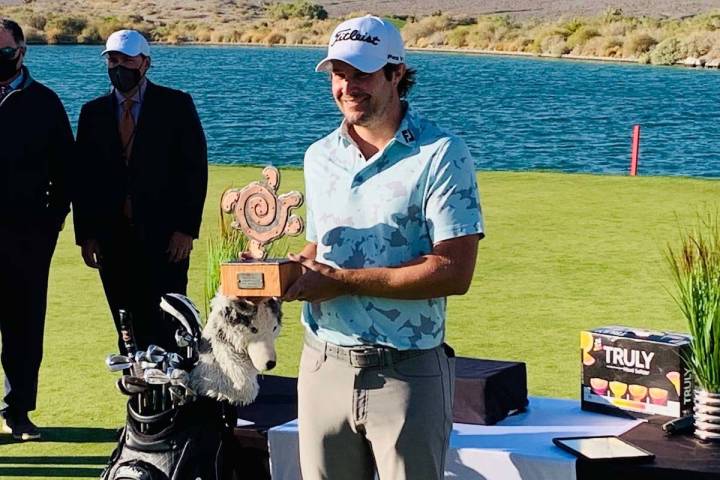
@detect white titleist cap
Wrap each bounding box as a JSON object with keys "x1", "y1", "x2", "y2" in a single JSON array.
[
  {"x1": 102, "y1": 30, "x2": 150, "y2": 57},
  {"x1": 315, "y1": 15, "x2": 405, "y2": 73}
]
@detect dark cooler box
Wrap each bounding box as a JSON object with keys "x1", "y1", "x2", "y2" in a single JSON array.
[{"x1": 453, "y1": 357, "x2": 529, "y2": 425}]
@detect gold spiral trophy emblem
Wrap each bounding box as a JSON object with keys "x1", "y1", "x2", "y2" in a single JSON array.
[{"x1": 220, "y1": 166, "x2": 304, "y2": 297}]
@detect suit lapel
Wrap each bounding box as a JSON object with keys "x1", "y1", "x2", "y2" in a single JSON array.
[{"x1": 100, "y1": 92, "x2": 124, "y2": 158}]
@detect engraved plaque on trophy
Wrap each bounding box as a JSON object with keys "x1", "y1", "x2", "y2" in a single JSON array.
[{"x1": 220, "y1": 166, "x2": 304, "y2": 297}]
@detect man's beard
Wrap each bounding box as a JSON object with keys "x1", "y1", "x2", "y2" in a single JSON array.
[{"x1": 338, "y1": 95, "x2": 387, "y2": 127}]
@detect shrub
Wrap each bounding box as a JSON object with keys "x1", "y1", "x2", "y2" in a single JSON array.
[
  {"x1": 47, "y1": 15, "x2": 87, "y2": 36},
  {"x1": 637, "y1": 52, "x2": 651, "y2": 64},
  {"x1": 467, "y1": 18, "x2": 504, "y2": 47},
  {"x1": 45, "y1": 28, "x2": 77, "y2": 44},
  {"x1": 22, "y1": 26, "x2": 46, "y2": 44},
  {"x1": 211, "y1": 29, "x2": 242, "y2": 43},
  {"x1": 416, "y1": 30, "x2": 446, "y2": 48},
  {"x1": 402, "y1": 15, "x2": 452, "y2": 46},
  {"x1": 240, "y1": 28, "x2": 271, "y2": 43},
  {"x1": 600, "y1": 21, "x2": 631, "y2": 37},
  {"x1": 576, "y1": 35, "x2": 606, "y2": 56},
  {"x1": 267, "y1": 0, "x2": 328, "y2": 21},
  {"x1": 566, "y1": 26, "x2": 600, "y2": 50},
  {"x1": 167, "y1": 33, "x2": 193, "y2": 44},
  {"x1": 503, "y1": 36, "x2": 533, "y2": 52},
  {"x1": 285, "y1": 30, "x2": 308, "y2": 44},
  {"x1": 28, "y1": 14, "x2": 46, "y2": 31},
  {"x1": 78, "y1": 25, "x2": 102, "y2": 44},
  {"x1": 689, "y1": 11, "x2": 720, "y2": 31},
  {"x1": 602, "y1": 37, "x2": 624, "y2": 57},
  {"x1": 195, "y1": 29, "x2": 212, "y2": 42},
  {"x1": 683, "y1": 31, "x2": 716, "y2": 57},
  {"x1": 602, "y1": 7, "x2": 624, "y2": 23},
  {"x1": 562, "y1": 18, "x2": 585, "y2": 35},
  {"x1": 650, "y1": 37, "x2": 685, "y2": 64},
  {"x1": 446, "y1": 25, "x2": 470, "y2": 48},
  {"x1": 623, "y1": 33, "x2": 657, "y2": 57},
  {"x1": 92, "y1": 17, "x2": 127, "y2": 39},
  {"x1": 264, "y1": 31, "x2": 286, "y2": 44},
  {"x1": 461, "y1": 14, "x2": 515, "y2": 47},
  {"x1": 528, "y1": 25, "x2": 565, "y2": 53},
  {"x1": 542, "y1": 34, "x2": 569, "y2": 56},
  {"x1": 148, "y1": 24, "x2": 171, "y2": 42},
  {"x1": 209, "y1": 30, "x2": 226, "y2": 42}
]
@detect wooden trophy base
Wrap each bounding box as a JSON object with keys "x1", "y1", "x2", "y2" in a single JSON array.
[{"x1": 220, "y1": 259, "x2": 302, "y2": 297}]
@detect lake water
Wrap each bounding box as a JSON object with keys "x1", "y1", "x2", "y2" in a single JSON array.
[{"x1": 24, "y1": 45, "x2": 720, "y2": 177}]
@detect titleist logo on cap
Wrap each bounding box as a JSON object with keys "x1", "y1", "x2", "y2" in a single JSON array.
[{"x1": 331, "y1": 28, "x2": 381, "y2": 46}]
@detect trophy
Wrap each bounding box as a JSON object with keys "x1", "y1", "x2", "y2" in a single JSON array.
[{"x1": 219, "y1": 166, "x2": 304, "y2": 297}]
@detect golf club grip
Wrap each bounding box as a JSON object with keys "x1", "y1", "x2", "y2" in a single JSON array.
[{"x1": 118, "y1": 309, "x2": 138, "y2": 355}]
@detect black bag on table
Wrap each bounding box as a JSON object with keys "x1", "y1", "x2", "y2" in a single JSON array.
[
  {"x1": 453, "y1": 356, "x2": 529, "y2": 425},
  {"x1": 101, "y1": 397, "x2": 237, "y2": 480}
]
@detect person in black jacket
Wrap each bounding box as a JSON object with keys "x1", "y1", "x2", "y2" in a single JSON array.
[
  {"x1": 0, "y1": 19, "x2": 74, "y2": 441},
  {"x1": 73, "y1": 30, "x2": 208, "y2": 352}
]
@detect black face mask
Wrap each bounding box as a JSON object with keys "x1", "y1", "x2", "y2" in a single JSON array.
[
  {"x1": 0, "y1": 56, "x2": 19, "y2": 82},
  {"x1": 108, "y1": 65, "x2": 143, "y2": 93}
]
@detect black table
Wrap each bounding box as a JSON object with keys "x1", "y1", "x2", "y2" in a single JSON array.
[{"x1": 577, "y1": 416, "x2": 720, "y2": 480}]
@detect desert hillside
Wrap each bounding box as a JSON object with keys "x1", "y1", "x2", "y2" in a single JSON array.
[
  {"x1": 2, "y1": 1, "x2": 720, "y2": 67},
  {"x1": 2, "y1": 0, "x2": 720, "y2": 19}
]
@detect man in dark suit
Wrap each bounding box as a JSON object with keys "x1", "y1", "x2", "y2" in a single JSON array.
[
  {"x1": 0, "y1": 19, "x2": 74, "y2": 441},
  {"x1": 73, "y1": 30, "x2": 207, "y2": 352}
]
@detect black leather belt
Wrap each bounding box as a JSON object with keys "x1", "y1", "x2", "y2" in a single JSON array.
[{"x1": 304, "y1": 332, "x2": 428, "y2": 368}]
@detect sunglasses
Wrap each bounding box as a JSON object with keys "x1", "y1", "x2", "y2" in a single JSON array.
[{"x1": 0, "y1": 46, "x2": 20, "y2": 61}]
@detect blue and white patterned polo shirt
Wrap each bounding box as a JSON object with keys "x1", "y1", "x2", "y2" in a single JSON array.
[{"x1": 302, "y1": 104, "x2": 484, "y2": 350}]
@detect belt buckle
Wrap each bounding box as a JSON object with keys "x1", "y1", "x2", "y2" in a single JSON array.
[{"x1": 349, "y1": 348, "x2": 381, "y2": 368}]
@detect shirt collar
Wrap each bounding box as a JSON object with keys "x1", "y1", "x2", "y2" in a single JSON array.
[
  {"x1": 9, "y1": 70, "x2": 24, "y2": 90},
  {"x1": 393, "y1": 102, "x2": 419, "y2": 147},
  {"x1": 337, "y1": 101, "x2": 419, "y2": 148}
]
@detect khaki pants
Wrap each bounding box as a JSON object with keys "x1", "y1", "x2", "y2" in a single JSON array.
[{"x1": 298, "y1": 338, "x2": 455, "y2": 480}]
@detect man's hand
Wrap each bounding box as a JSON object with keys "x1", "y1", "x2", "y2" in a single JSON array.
[
  {"x1": 284, "y1": 253, "x2": 348, "y2": 303},
  {"x1": 81, "y1": 238, "x2": 102, "y2": 269},
  {"x1": 167, "y1": 232, "x2": 193, "y2": 263}
]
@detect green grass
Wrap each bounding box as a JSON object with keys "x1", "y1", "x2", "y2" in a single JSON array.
[{"x1": 0, "y1": 166, "x2": 717, "y2": 478}]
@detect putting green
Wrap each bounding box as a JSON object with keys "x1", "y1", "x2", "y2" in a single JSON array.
[{"x1": 0, "y1": 166, "x2": 716, "y2": 478}]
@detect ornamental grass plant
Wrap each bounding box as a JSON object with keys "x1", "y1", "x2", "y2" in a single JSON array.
[
  {"x1": 667, "y1": 211, "x2": 720, "y2": 393},
  {"x1": 204, "y1": 205, "x2": 248, "y2": 318}
]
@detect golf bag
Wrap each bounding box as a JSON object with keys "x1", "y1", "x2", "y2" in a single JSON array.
[{"x1": 101, "y1": 397, "x2": 236, "y2": 480}]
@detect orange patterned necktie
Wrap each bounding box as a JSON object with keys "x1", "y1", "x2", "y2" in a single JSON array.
[{"x1": 119, "y1": 98, "x2": 135, "y2": 162}]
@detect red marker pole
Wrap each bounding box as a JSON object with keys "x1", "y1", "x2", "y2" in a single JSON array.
[{"x1": 630, "y1": 125, "x2": 640, "y2": 176}]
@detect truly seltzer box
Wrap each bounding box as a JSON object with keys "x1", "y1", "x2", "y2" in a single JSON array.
[{"x1": 581, "y1": 326, "x2": 693, "y2": 418}]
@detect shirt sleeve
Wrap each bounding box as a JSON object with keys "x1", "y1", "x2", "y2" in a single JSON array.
[{"x1": 425, "y1": 136, "x2": 484, "y2": 244}]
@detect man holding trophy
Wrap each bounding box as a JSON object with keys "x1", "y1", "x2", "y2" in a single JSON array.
[{"x1": 284, "y1": 15, "x2": 484, "y2": 480}]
